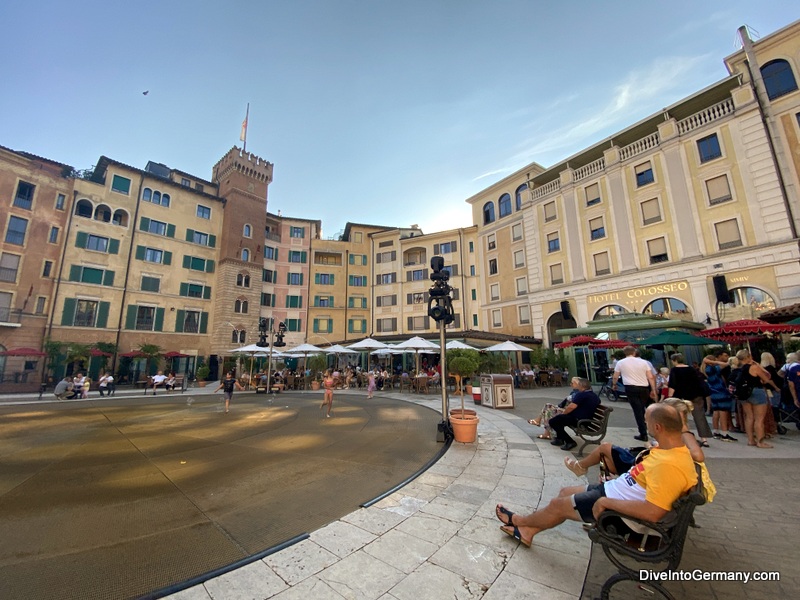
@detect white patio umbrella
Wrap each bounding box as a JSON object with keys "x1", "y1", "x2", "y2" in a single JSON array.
[
  {"x1": 347, "y1": 337, "x2": 389, "y2": 350},
  {"x1": 285, "y1": 342, "x2": 326, "y2": 389},
  {"x1": 229, "y1": 343, "x2": 275, "y2": 388},
  {"x1": 445, "y1": 340, "x2": 478, "y2": 351},
  {"x1": 394, "y1": 336, "x2": 441, "y2": 373},
  {"x1": 324, "y1": 344, "x2": 357, "y2": 369},
  {"x1": 484, "y1": 340, "x2": 531, "y2": 371}
]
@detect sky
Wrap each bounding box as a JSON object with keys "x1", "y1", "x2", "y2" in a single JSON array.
[{"x1": 1, "y1": 1, "x2": 798, "y2": 237}]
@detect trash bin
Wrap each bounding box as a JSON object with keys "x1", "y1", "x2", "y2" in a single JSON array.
[{"x1": 480, "y1": 374, "x2": 515, "y2": 409}]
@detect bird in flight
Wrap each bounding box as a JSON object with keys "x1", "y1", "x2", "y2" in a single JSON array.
[{"x1": 143, "y1": 90, "x2": 149, "y2": 95}]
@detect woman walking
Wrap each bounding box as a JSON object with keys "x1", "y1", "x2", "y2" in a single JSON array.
[
  {"x1": 736, "y1": 350, "x2": 774, "y2": 448},
  {"x1": 321, "y1": 369, "x2": 335, "y2": 417},
  {"x1": 667, "y1": 353, "x2": 713, "y2": 447}
]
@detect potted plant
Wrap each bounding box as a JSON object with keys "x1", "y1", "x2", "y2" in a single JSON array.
[
  {"x1": 307, "y1": 354, "x2": 328, "y2": 391},
  {"x1": 447, "y1": 349, "x2": 481, "y2": 442},
  {"x1": 196, "y1": 364, "x2": 210, "y2": 387}
]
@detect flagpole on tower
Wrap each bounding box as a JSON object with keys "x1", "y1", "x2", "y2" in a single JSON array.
[{"x1": 240, "y1": 103, "x2": 249, "y2": 152}]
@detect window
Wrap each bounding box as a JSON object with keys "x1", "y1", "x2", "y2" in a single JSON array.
[
  {"x1": 286, "y1": 295, "x2": 303, "y2": 308},
  {"x1": 550, "y1": 263, "x2": 564, "y2": 285},
  {"x1": 0, "y1": 253, "x2": 20, "y2": 282},
  {"x1": 377, "y1": 294, "x2": 397, "y2": 307},
  {"x1": 348, "y1": 318, "x2": 367, "y2": 334},
  {"x1": 498, "y1": 193, "x2": 512, "y2": 217},
  {"x1": 594, "y1": 252, "x2": 611, "y2": 276},
  {"x1": 288, "y1": 250, "x2": 306, "y2": 263},
  {"x1": 697, "y1": 133, "x2": 722, "y2": 163},
  {"x1": 408, "y1": 316, "x2": 429, "y2": 331},
  {"x1": 183, "y1": 255, "x2": 214, "y2": 272},
  {"x1": 519, "y1": 304, "x2": 531, "y2": 325},
  {"x1": 547, "y1": 231, "x2": 560, "y2": 253},
  {"x1": 483, "y1": 202, "x2": 495, "y2": 224},
  {"x1": 512, "y1": 223, "x2": 523, "y2": 241},
  {"x1": 641, "y1": 198, "x2": 662, "y2": 225},
  {"x1": 0, "y1": 292, "x2": 10, "y2": 322},
  {"x1": 349, "y1": 296, "x2": 367, "y2": 308},
  {"x1": 409, "y1": 292, "x2": 426, "y2": 305},
  {"x1": 589, "y1": 217, "x2": 605, "y2": 240},
  {"x1": 488, "y1": 259, "x2": 498, "y2": 275},
  {"x1": 288, "y1": 272, "x2": 303, "y2": 285},
  {"x1": 761, "y1": 59, "x2": 798, "y2": 100},
  {"x1": 261, "y1": 293, "x2": 275, "y2": 306},
  {"x1": 35, "y1": 296, "x2": 46, "y2": 314},
  {"x1": 56, "y1": 193, "x2": 66, "y2": 211},
  {"x1": 487, "y1": 234, "x2": 496, "y2": 250},
  {"x1": 491, "y1": 309, "x2": 502, "y2": 327},
  {"x1": 234, "y1": 299, "x2": 249, "y2": 313},
  {"x1": 348, "y1": 253, "x2": 366, "y2": 266},
  {"x1": 715, "y1": 219, "x2": 743, "y2": 250},
  {"x1": 195, "y1": 183, "x2": 204, "y2": 193},
  {"x1": 231, "y1": 330, "x2": 246, "y2": 344},
  {"x1": 143, "y1": 248, "x2": 164, "y2": 263},
  {"x1": 196, "y1": 205, "x2": 211, "y2": 219},
  {"x1": 236, "y1": 273, "x2": 250, "y2": 287},
  {"x1": 135, "y1": 306, "x2": 155, "y2": 330},
  {"x1": 143, "y1": 218, "x2": 168, "y2": 236},
  {"x1": 411, "y1": 269, "x2": 425, "y2": 281},
  {"x1": 316, "y1": 273, "x2": 334, "y2": 285},
  {"x1": 13, "y1": 181, "x2": 34, "y2": 209},
  {"x1": 315, "y1": 296, "x2": 332, "y2": 307},
  {"x1": 378, "y1": 250, "x2": 395, "y2": 263},
  {"x1": 516, "y1": 277, "x2": 528, "y2": 296},
  {"x1": 635, "y1": 162, "x2": 654, "y2": 187},
  {"x1": 262, "y1": 269, "x2": 276, "y2": 283},
  {"x1": 472, "y1": 314, "x2": 478, "y2": 327},
  {"x1": 490, "y1": 284, "x2": 500, "y2": 301},
  {"x1": 243, "y1": 224, "x2": 252, "y2": 237},
  {"x1": 438, "y1": 241, "x2": 456, "y2": 254},
  {"x1": 49, "y1": 226, "x2": 59, "y2": 244},
  {"x1": 286, "y1": 319, "x2": 302, "y2": 332},
  {"x1": 86, "y1": 234, "x2": 109, "y2": 252},
  {"x1": 585, "y1": 182, "x2": 601, "y2": 206},
  {"x1": 69, "y1": 265, "x2": 114, "y2": 286},
  {"x1": 706, "y1": 175, "x2": 732, "y2": 205},
  {"x1": 75, "y1": 199, "x2": 93, "y2": 218},
  {"x1": 515, "y1": 184, "x2": 527, "y2": 211},
  {"x1": 379, "y1": 273, "x2": 396, "y2": 285},
  {"x1": 353, "y1": 232, "x2": 363, "y2": 243},
  {"x1": 182, "y1": 311, "x2": 201, "y2": 334},
  {"x1": 94, "y1": 205, "x2": 111, "y2": 223},
  {"x1": 469, "y1": 241, "x2": 474, "y2": 253},
  {"x1": 513, "y1": 249, "x2": 525, "y2": 268},
  {"x1": 5, "y1": 216, "x2": 28, "y2": 245},
  {"x1": 648, "y1": 237, "x2": 669, "y2": 264},
  {"x1": 42, "y1": 260, "x2": 53, "y2": 277},
  {"x1": 264, "y1": 246, "x2": 278, "y2": 260},
  {"x1": 543, "y1": 201, "x2": 557, "y2": 222},
  {"x1": 142, "y1": 188, "x2": 170, "y2": 207},
  {"x1": 313, "y1": 318, "x2": 332, "y2": 334},
  {"x1": 180, "y1": 178, "x2": 190, "y2": 187},
  {"x1": 180, "y1": 283, "x2": 206, "y2": 298},
  {"x1": 470, "y1": 265, "x2": 475, "y2": 276},
  {"x1": 190, "y1": 230, "x2": 209, "y2": 246},
  {"x1": 111, "y1": 175, "x2": 131, "y2": 195},
  {"x1": 112, "y1": 210, "x2": 128, "y2": 227},
  {"x1": 289, "y1": 226, "x2": 305, "y2": 238},
  {"x1": 377, "y1": 318, "x2": 396, "y2": 333},
  {"x1": 75, "y1": 300, "x2": 99, "y2": 327},
  {"x1": 141, "y1": 276, "x2": 160, "y2": 293},
  {"x1": 349, "y1": 275, "x2": 367, "y2": 287},
  {"x1": 241, "y1": 249, "x2": 250, "y2": 262}
]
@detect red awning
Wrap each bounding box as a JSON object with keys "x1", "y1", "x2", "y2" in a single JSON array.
[
  {"x1": 164, "y1": 351, "x2": 191, "y2": 358},
  {"x1": 554, "y1": 336, "x2": 603, "y2": 349},
  {"x1": 89, "y1": 348, "x2": 112, "y2": 357},
  {"x1": 0, "y1": 347, "x2": 46, "y2": 357},
  {"x1": 119, "y1": 351, "x2": 147, "y2": 358},
  {"x1": 703, "y1": 318, "x2": 800, "y2": 340}
]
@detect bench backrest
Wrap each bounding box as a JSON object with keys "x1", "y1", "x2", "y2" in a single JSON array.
[{"x1": 579, "y1": 404, "x2": 613, "y2": 433}]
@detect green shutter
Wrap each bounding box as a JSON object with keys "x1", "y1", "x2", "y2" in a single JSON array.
[
  {"x1": 301, "y1": 251, "x2": 307, "y2": 263},
  {"x1": 205, "y1": 259, "x2": 214, "y2": 273},
  {"x1": 75, "y1": 231, "x2": 88, "y2": 249},
  {"x1": 182, "y1": 255, "x2": 191, "y2": 269},
  {"x1": 163, "y1": 251, "x2": 172, "y2": 265},
  {"x1": 313, "y1": 319, "x2": 319, "y2": 333},
  {"x1": 179, "y1": 283, "x2": 189, "y2": 297},
  {"x1": 329, "y1": 296, "x2": 334, "y2": 306},
  {"x1": 361, "y1": 319, "x2": 367, "y2": 333},
  {"x1": 348, "y1": 297, "x2": 354, "y2": 308},
  {"x1": 61, "y1": 298, "x2": 76, "y2": 326},
  {"x1": 154, "y1": 307, "x2": 164, "y2": 331},
  {"x1": 330, "y1": 274, "x2": 335, "y2": 285},
  {"x1": 125, "y1": 305, "x2": 137, "y2": 330},
  {"x1": 298, "y1": 297, "x2": 303, "y2": 308},
  {"x1": 287, "y1": 273, "x2": 291, "y2": 285},
  {"x1": 349, "y1": 253, "x2": 354, "y2": 265},
  {"x1": 208, "y1": 235, "x2": 216, "y2": 248},
  {"x1": 274, "y1": 249, "x2": 278, "y2": 261},
  {"x1": 329, "y1": 319, "x2": 334, "y2": 332},
  {"x1": 135, "y1": 245, "x2": 145, "y2": 260},
  {"x1": 96, "y1": 301, "x2": 110, "y2": 328},
  {"x1": 185, "y1": 228, "x2": 194, "y2": 242},
  {"x1": 348, "y1": 320, "x2": 353, "y2": 333},
  {"x1": 315, "y1": 273, "x2": 320, "y2": 284},
  {"x1": 175, "y1": 310, "x2": 185, "y2": 332},
  {"x1": 139, "y1": 217, "x2": 150, "y2": 231},
  {"x1": 109, "y1": 238, "x2": 120, "y2": 254},
  {"x1": 299, "y1": 273, "x2": 304, "y2": 285},
  {"x1": 103, "y1": 270, "x2": 115, "y2": 287},
  {"x1": 69, "y1": 265, "x2": 81, "y2": 281},
  {"x1": 203, "y1": 286, "x2": 211, "y2": 300},
  {"x1": 199, "y1": 311, "x2": 208, "y2": 334},
  {"x1": 285, "y1": 296, "x2": 290, "y2": 308},
  {"x1": 166, "y1": 224, "x2": 176, "y2": 238}
]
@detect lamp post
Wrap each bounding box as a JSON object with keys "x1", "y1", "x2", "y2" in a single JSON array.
[
  {"x1": 428, "y1": 256, "x2": 454, "y2": 442},
  {"x1": 258, "y1": 318, "x2": 286, "y2": 393}
]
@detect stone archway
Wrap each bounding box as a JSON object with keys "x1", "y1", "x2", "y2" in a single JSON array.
[{"x1": 547, "y1": 311, "x2": 576, "y2": 347}]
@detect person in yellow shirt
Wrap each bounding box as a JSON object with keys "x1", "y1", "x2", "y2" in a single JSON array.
[{"x1": 495, "y1": 402, "x2": 697, "y2": 547}]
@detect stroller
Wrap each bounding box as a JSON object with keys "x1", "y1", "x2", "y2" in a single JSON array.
[
  {"x1": 775, "y1": 386, "x2": 800, "y2": 435},
  {"x1": 597, "y1": 371, "x2": 627, "y2": 403}
]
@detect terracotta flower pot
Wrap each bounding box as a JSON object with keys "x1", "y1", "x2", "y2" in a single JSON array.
[
  {"x1": 311, "y1": 380, "x2": 321, "y2": 391},
  {"x1": 450, "y1": 414, "x2": 479, "y2": 443},
  {"x1": 450, "y1": 408, "x2": 476, "y2": 418}
]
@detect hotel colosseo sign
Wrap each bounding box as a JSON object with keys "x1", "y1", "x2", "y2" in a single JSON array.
[{"x1": 587, "y1": 280, "x2": 690, "y2": 310}]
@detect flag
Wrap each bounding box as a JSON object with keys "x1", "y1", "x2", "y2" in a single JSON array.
[{"x1": 240, "y1": 103, "x2": 249, "y2": 143}]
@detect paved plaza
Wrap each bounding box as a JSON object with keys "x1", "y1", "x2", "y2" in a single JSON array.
[{"x1": 1, "y1": 384, "x2": 798, "y2": 599}]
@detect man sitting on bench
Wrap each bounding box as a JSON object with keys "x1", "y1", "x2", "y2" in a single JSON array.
[
  {"x1": 495, "y1": 402, "x2": 698, "y2": 547},
  {"x1": 547, "y1": 377, "x2": 601, "y2": 451},
  {"x1": 150, "y1": 370, "x2": 167, "y2": 395}
]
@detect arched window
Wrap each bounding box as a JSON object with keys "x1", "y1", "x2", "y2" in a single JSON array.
[
  {"x1": 112, "y1": 209, "x2": 129, "y2": 227},
  {"x1": 142, "y1": 188, "x2": 152, "y2": 202},
  {"x1": 152, "y1": 191, "x2": 161, "y2": 205},
  {"x1": 94, "y1": 204, "x2": 112, "y2": 222},
  {"x1": 241, "y1": 248, "x2": 250, "y2": 262},
  {"x1": 721, "y1": 286, "x2": 777, "y2": 320},
  {"x1": 643, "y1": 297, "x2": 691, "y2": 318},
  {"x1": 231, "y1": 330, "x2": 246, "y2": 344},
  {"x1": 234, "y1": 299, "x2": 249, "y2": 314},
  {"x1": 761, "y1": 59, "x2": 798, "y2": 100},
  {"x1": 75, "y1": 199, "x2": 93, "y2": 218},
  {"x1": 483, "y1": 202, "x2": 495, "y2": 225},
  {"x1": 243, "y1": 224, "x2": 252, "y2": 238},
  {"x1": 161, "y1": 193, "x2": 170, "y2": 207},
  {"x1": 593, "y1": 305, "x2": 629, "y2": 320},
  {"x1": 236, "y1": 273, "x2": 251, "y2": 287},
  {"x1": 498, "y1": 194, "x2": 512, "y2": 218},
  {"x1": 515, "y1": 184, "x2": 528, "y2": 211}
]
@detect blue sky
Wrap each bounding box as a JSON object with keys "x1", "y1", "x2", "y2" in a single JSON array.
[{"x1": 1, "y1": 1, "x2": 798, "y2": 236}]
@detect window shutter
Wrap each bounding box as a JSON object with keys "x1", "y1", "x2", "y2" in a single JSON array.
[
  {"x1": 200, "y1": 312, "x2": 208, "y2": 334},
  {"x1": 361, "y1": 319, "x2": 366, "y2": 332},
  {"x1": 75, "y1": 231, "x2": 88, "y2": 248},
  {"x1": 103, "y1": 270, "x2": 115, "y2": 287},
  {"x1": 452, "y1": 241, "x2": 457, "y2": 252},
  {"x1": 349, "y1": 253, "x2": 354, "y2": 264},
  {"x1": 186, "y1": 229, "x2": 194, "y2": 242},
  {"x1": 348, "y1": 320, "x2": 353, "y2": 333},
  {"x1": 424, "y1": 292, "x2": 430, "y2": 302},
  {"x1": 96, "y1": 301, "x2": 110, "y2": 328},
  {"x1": 125, "y1": 305, "x2": 137, "y2": 330},
  {"x1": 163, "y1": 251, "x2": 172, "y2": 265},
  {"x1": 299, "y1": 273, "x2": 303, "y2": 285},
  {"x1": 376, "y1": 253, "x2": 382, "y2": 264},
  {"x1": 376, "y1": 275, "x2": 381, "y2": 285},
  {"x1": 106, "y1": 238, "x2": 119, "y2": 255},
  {"x1": 69, "y1": 265, "x2": 81, "y2": 281},
  {"x1": 424, "y1": 268, "x2": 429, "y2": 278},
  {"x1": 391, "y1": 294, "x2": 397, "y2": 305},
  {"x1": 452, "y1": 288, "x2": 460, "y2": 300},
  {"x1": 208, "y1": 234, "x2": 216, "y2": 248},
  {"x1": 348, "y1": 297, "x2": 354, "y2": 308},
  {"x1": 434, "y1": 244, "x2": 440, "y2": 254},
  {"x1": 180, "y1": 283, "x2": 189, "y2": 296},
  {"x1": 205, "y1": 259, "x2": 214, "y2": 273},
  {"x1": 313, "y1": 319, "x2": 319, "y2": 333},
  {"x1": 377, "y1": 320, "x2": 382, "y2": 333},
  {"x1": 424, "y1": 316, "x2": 430, "y2": 329},
  {"x1": 390, "y1": 318, "x2": 396, "y2": 331},
  {"x1": 391, "y1": 251, "x2": 396, "y2": 261},
  {"x1": 285, "y1": 296, "x2": 290, "y2": 308},
  {"x1": 154, "y1": 307, "x2": 165, "y2": 331},
  {"x1": 166, "y1": 224, "x2": 176, "y2": 238},
  {"x1": 329, "y1": 296, "x2": 334, "y2": 306},
  {"x1": 61, "y1": 298, "x2": 76, "y2": 326},
  {"x1": 139, "y1": 217, "x2": 150, "y2": 231},
  {"x1": 330, "y1": 274, "x2": 334, "y2": 285},
  {"x1": 376, "y1": 296, "x2": 382, "y2": 307},
  {"x1": 203, "y1": 286, "x2": 211, "y2": 300},
  {"x1": 301, "y1": 251, "x2": 307, "y2": 263},
  {"x1": 407, "y1": 293, "x2": 412, "y2": 304},
  {"x1": 287, "y1": 273, "x2": 291, "y2": 285},
  {"x1": 135, "y1": 245, "x2": 145, "y2": 260},
  {"x1": 315, "y1": 273, "x2": 320, "y2": 284},
  {"x1": 407, "y1": 317, "x2": 413, "y2": 330},
  {"x1": 175, "y1": 310, "x2": 185, "y2": 332},
  {"x1": 182, "y1": 255, "x2": 191, "y2": 269}
]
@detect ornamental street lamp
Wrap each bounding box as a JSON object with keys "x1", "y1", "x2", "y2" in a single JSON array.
[{"x1": 428, "y1": 256, "x2": 454, "y2": 442}]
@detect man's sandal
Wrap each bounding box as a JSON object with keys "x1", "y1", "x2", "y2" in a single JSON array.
[
  {"x1": 495, "y1": 504, "x2": 515, "y2": 526},
  {"x1": 500, "y1": 525, "x2": 531, "y2": 548}
]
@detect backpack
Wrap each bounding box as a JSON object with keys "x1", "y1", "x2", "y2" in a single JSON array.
[{"x1": 727, "y1": 367, "x2": 753, "y2": 400}]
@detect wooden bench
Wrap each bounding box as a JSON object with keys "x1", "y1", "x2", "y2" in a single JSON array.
[
  {"x1": 587, "y1": 464, "x2": 705, "y2": 600},
  {"x1": 568, "y1": 404, "x2": 613, "y2": 457},
  {"x1": 135, "y1": 377, "x2": 151, "y2": 389}
]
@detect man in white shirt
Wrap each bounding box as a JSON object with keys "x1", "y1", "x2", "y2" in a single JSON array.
[
  {"x1": 150, "y1": 370, "x2": 167, "y2": 395},
  {"x1": 613, "y1": 346, "x2": 657, "y2": 441}
]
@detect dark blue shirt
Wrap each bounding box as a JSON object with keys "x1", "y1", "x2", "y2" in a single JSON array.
[{"x1": 569, "y1": 390, "x2": 601, "y2": 420}]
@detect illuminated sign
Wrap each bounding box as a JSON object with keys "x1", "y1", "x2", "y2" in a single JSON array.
[{"x1": 587, "y1": 281, "x2": 689, "y2": 306}]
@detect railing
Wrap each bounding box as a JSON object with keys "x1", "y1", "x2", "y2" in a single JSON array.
[
  {"x1": 265, "y1": 231, "x2": 281, "y2": 243},
  {"x1": 574, "y1": 157, "x2": 605, "y2": 182},
  {"x1": 532, "y1": 179, "x2": 561, "y2": 200},
  {"x1": 677, "y1": 98, "x2": 734, "y2": 135},
  {"x1": 620, "y1": 132, "x2": 660, "y2": 161}
]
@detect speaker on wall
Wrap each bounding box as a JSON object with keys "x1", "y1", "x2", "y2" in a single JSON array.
[
  {"x1": 712, "y1": 275, "x2": 731, "y2": 304},
  {"x1": 560, "y1": 300, "x2": 574, "y2": 321}
]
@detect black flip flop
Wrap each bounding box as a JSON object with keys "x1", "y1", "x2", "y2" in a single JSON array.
[
  {"x1": 496, "y1": 504, "x2": 515, "y2": 526},
  {"x1": 501, "y1": 525, "x2": 531, "y2": 548}
]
